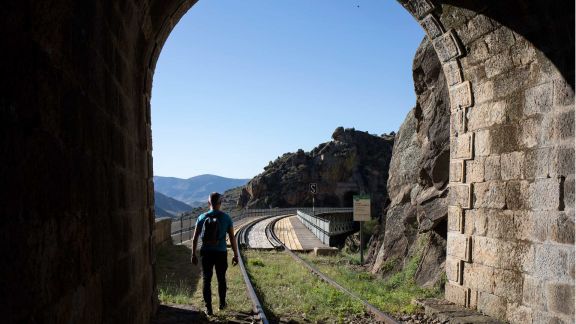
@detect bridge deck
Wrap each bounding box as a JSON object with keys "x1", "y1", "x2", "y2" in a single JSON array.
[{"x1": 275, "y1": 216, "x2": 327, "y2": 251}]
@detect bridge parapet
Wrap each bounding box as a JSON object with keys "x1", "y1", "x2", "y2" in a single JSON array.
[{"x1": 297, "y1": 209, "x2": 357, "y2": 246}]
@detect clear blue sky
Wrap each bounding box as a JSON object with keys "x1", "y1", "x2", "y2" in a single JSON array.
[{"x1": 151, "y1": 0, "x2": 425, "y2": 179}]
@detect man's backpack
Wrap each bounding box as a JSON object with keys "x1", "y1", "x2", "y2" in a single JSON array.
[{"x1": 202, "y1": 212, "x2": 220, "y2": 246}]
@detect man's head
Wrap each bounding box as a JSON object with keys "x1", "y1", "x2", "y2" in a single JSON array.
[{"x1": 208, "y1": 192, "x2": 222, "y2": 210}]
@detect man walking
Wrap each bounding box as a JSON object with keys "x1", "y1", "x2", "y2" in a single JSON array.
[{"x1": 191, "y1": 192, "x2": 239, "y2": 316}]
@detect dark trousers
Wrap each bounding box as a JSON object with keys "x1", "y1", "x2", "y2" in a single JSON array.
[{"x1": 200, "y1": 250, "x2": 228, "y2": 308}]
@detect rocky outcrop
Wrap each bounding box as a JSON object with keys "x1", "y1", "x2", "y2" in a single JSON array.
[
  {"x1": 367, "y1": 37, "x2": 450, "y2": 288},
  {"x1": 239, "y1": 128, "x2": 395, "y2": 214}
]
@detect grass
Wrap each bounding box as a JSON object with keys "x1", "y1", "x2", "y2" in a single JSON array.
[
  {"x1": 243, "y1": 250, "x2": 366, "y2": 323},
  {"x1": 300, "y1": 235, "x2": 442, "y2": 315},
  {"x1": 155, "y1": 244, "x2": 252, "y2": 322}
]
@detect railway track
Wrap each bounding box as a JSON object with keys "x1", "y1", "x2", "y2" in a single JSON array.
[
  {"x1": 234, "y1": 214, "x2": 400, "y2": 324},
  {"x1": 266, "y1": 215, "x2": 399, "y2": 324}
]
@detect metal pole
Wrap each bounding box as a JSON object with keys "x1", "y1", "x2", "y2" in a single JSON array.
[
  {"x1": 312, "y1": 196, "x2": 315, "y2": 217},
  {"x1": 360, "y1": 221, "x2": 364, "y2": 264},
  {"x1": 180, "y1": 215, "x2": 183, "y2": 244}
]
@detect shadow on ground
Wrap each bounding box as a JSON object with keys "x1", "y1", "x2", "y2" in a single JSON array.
[
  {"x1": 155, "y1": 244, "x2": 201, "y2": 299},
  {"x1": 152, "y1": 305, "x2": 210, "y2": 324}
]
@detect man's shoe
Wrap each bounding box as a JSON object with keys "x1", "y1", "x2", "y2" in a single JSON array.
[
  {"x1": 219, "y1": 302, "x2": 227, "y2": 310},
  {"x1": 204, "y1": 306, "x2": 213, "y2": 316}
]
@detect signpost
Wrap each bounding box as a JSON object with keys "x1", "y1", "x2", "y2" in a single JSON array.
[
  {"x1": 353, "y1": 194, "x2": 371, "y2": 264},
  {"x1": 310, "y1": 183, "x2": 317, "y2": 216}
]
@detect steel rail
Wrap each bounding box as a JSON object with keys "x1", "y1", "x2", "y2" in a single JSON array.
[
  {"x1": 235, "y1": 217, "x2": 271, "y2": 324},
  {"x1": 266, "y1": 216, "x2": 400, "y2": 324}
]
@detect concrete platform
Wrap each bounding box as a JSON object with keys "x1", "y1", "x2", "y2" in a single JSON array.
[{"x1": 274, "y1": 216, "x2": 328, "y2": 251}]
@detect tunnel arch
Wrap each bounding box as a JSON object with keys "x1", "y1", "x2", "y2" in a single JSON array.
[
  {"x1": 142, "y1": 2, "x2": 574, "y2": 321},
  {"x1": 0, "y1": 1, "x2": 572, "y2": 323}
]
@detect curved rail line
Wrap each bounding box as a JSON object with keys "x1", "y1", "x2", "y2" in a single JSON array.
[
  {"x1": 265, "y1": 215, "x2": 400, "y2": 324},
  {"x1": 234, "y1": 216, "x2": 271, "y2": 324}
]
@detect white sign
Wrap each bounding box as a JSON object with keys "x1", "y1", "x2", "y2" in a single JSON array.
[
  {"x1": 353, "y1": 195, "x2": 371, "y2": 221},
  {"x1": 310, "y1": 183, "x2": 318, "y2": 195}
]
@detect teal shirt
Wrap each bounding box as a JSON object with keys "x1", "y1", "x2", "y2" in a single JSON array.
[{"x1": 196, "y1": 210, "x2": 233, "y2": 252}]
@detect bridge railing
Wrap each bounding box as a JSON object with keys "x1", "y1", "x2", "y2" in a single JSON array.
[
  {"x1": 296, "y1": 209, "x2": 356, "y2": 246},
  {"x1": 170, "y1": 207, "x2": 353, "y2": 244}
]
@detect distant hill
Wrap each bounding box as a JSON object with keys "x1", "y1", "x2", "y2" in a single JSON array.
[
  {"x1": 154, "y1": 205, "x2": 174, "y2": 218},
  {"x1": 154, "y1": 191, "x2": 194, "y2": 217},
  {"x1": 153, "y1": 174, "x2": 250, "y2": 206}
]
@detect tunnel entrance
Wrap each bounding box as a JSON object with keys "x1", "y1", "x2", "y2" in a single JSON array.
[{"x1": 0, "y1": 1, "x2": 573, "y2": 323}]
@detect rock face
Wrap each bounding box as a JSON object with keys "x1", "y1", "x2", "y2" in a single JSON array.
[
  {"x1": 367, "y1": 37, "x2": 450, "y2": 288},
  {"x1": 239, "y1": 128, "x2": 394, "y2": 214}
]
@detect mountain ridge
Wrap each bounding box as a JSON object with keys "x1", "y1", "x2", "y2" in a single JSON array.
[{"x1": 154, "y1": 174, "x2": 250, "y2": 206}]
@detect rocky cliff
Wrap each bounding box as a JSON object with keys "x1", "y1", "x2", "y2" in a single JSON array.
[
  {"x1": 366, "y1": 37, "x2": 450, "y2": 288},
  {"x1": 239, "y1": 128, "x2": 395, "y2": 215}
]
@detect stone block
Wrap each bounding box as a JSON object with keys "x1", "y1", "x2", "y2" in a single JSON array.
[
  {"x1": 467, "y1": 101, "x2": 506, "y2": 131},
  {"x1": 506, "y1": 180, "x2": 530, "y2": 210},
  {"x1": 484, "y1": 155, "x2": 501, "y2": 180},
  {"x1": 524, "y1": 82, "x2": 553, "y2": 116},
  {"x1": 443, "y1": 60, "x2": 463, "y2": 87},
  {"x1": 511, "y1": 40, "x2": 536, "y2": 66},
  {"x1": 466, "y1": 288, "x2": 479, "y2": 309},
  {"x1": 474, "y1": 130, "x2": 490, "y2": 157},
  {"x1": 500, "y1": 152, "x2": 525, "y2": 180},
  {"x1": 520, "y1": 117, "x2": 542, "y2": 149},
  {"x1": 448, "y1": 206, "x2": 464, "y2": 233},
  {"x1": 546, "y1": 282, "x2": 575, "y2": 316},
  {"x1": 549, "y1": 212, "x2": 575, "y2": 244},
  {"x1": 485, "y1": 210, "x2": 515, "y2": 239},
  {"x1": 450, "y1": 160, "x2": 465, "y2": 183},
  {"x1": 400, "y1": 0, "x2": 434, "y2": 19},
  {"x1": 464, "y1": 209, "x2": 487, "y2": 236},
  {"x1": 533, "y1": 244, "x2": 575, "y2": 281},
  {"x1": 485, "y1": 27, "x2": 516, "y2": 54},
  {"x1": 551, "y1": 147, "x2": 575, "y2": 177},
  {"x1": 489, "y1": 124, "x2": 519, "y2": 154},
  {"x1": 506, "y1": 303, "x2": 533, "y2": 324},
  {"x1": 473, "y1": 236, "x2": 533, "y2": 271},
  {"x1": 485, "y1": 52, "x2": 514, "y2": 78},
  {"x1": 524, "y1": 148, "x2": 551, "y2": 179},
  {"x1": 464, "y1": 39, "x2": 490, "y2": 66},
  {"x1": 463, "y1": 262, "x2": 494, "y2": 293},
  {"x1": 451, "y1": 109, "x2": 467, "y2": 136},
  {"x1": 434, "y1": 30, "x2": 463, "y2": 62},
  {"x1": 529, "y1": 177, "x2": 561, "y2": 211},
  {"x1": 531, "y1": 310, "x2": 570, "y2": 324},
  {"x1": 445, "y1": 282, "x2": 467, "y2": 306},
  {"x1": 449, "y1": 184, "x2": 472, "y2": 209},
  {"x1": 515, "y1": 211, "x2": 547, "y2": 242},
  {"x1": 554, "y1": 78, "x2": 575, "y2": 106},
  {"x1": 458, "y1": 14, "x2": 499, "y2": 44},
  {"x1": 446, "y1": 256, "x2": 463, "y2": 284},
  {"x1": 420, "y1": 14, "x2": 443, "y2": 39},
  {"x1": 447, "y1": 232, "x2": 471, "y2": 262},
  {"x1": 450, "y1": 81, "x2": 473, "y2": 112},
  {"x1": 475, "y1": 80, "x2": 495, "y2": 105},
  {"x1": 452, "y1": 132, "x2": 474, "y2": 159},
  {"x1": 564, "y1": 175, "x2": 575, "y2": 210},
  {"x1": 492, "y1": 269, "x2": 523, "y2": 302},
  {"x1": 473, "y1": 181, "x2": 506, "y2": 209},
  {"x1": 465, "y1": 157, "x2": 484, "y2": 183},
  {"x1": 522, "y1": 276, "x2": 547, "y2": 310},
  {"x1": 553, "y1": 111, "x2": 575, "y2": 141},
  {"x1": 478, "y1": 291, "x2": 507, "y2": 320}
]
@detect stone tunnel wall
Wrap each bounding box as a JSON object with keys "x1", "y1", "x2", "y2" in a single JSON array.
[
  {"x1": 0, "y1": 0, "x2": 573, "y2": 323},
  {"x1": 397, "y1": 1, "x2": 574, "y2": 323}
]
